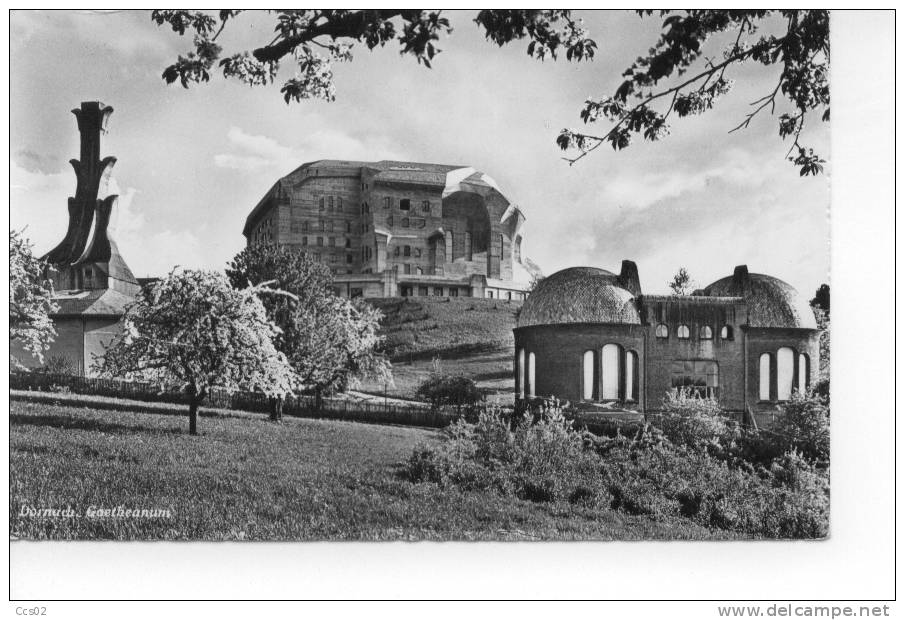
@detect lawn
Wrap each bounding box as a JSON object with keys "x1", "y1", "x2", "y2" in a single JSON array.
[
  {"x1": 9, "y1": 399, "x2": 728, "y2": 541},
  {"x1": 361, "y1": 297, "x2": 519, "y2": 402}
]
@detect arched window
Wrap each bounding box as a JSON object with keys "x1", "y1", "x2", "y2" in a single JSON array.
[
  {"x1": 721, "y1": 325, "x2": 734, "y2": 340},
  {"x1": 759, "y1": 353, "x2": 771, "y2": 401},
  {"x1": 700, "y1": 326, "x2": 713, "y2": 340},
  {"x1": 777, "y1": 347, "x2": 795, "y2": 401},
  {"x1": 582, "y1": 350, "x2": 595, "y2": 400},
  {"x1": 337, "y1": 197, "x2": 343, "y2": 211},
  {"x1": 514, "y1": 235, "x2": 522, "y2": 263},
  {"x1": 601, "y1": 344, "x2": 620, "y2": 400},
  {"x1": 625, "y1": 350, "x2": 639, "y2": 402},
  {"x1": 517, "y1": 349, "x2": 526, "y2": 398},
  {"x1": 677, "y1": 325, "x2": 690, "y2": 339},
  {"x1": 655, "y1": 323, "x2": 668, "y2": 339},
  {"x1": 527, "y1": 352, "x2": 536, "y2": 398},
  {"x1": 798, "y1": 353, "x2": 810, "y2": 393}
]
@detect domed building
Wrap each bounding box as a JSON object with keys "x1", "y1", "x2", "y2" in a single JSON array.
[{"x1": 514, "y1": 262, "x2": 820, "y2": 426}]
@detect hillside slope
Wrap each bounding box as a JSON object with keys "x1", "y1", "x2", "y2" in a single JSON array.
[{"x1": 359, "y1": 297, "x2": 520, "y2": 402}]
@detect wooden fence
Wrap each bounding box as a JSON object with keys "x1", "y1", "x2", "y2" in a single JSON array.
[{"x1": 9, "y1": 372, "x2": 458, "y2": 429}]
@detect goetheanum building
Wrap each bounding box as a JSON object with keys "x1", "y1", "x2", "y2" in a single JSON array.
[
  {"x1": 243, "y1": 160, "x2": 541, "y2": 299},
  {"x1": 513, "y1": 262, "x2": 820, "y2": 426}
]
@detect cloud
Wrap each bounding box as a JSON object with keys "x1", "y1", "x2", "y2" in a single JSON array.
[{"x1": 214, "y1": 124, "x2": 407, "y2": 174}]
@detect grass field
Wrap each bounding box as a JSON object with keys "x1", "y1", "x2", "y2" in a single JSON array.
[
  {"x1": 362, "y1": 297, "x2": 520, "y2": 402},
  {"x1": 9, "y1": 399, "x2": 727, "y2": 541}
]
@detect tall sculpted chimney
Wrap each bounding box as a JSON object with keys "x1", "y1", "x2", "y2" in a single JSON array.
[{"x1": 43, "y1": 102, "x2": 137, "y2": 295}]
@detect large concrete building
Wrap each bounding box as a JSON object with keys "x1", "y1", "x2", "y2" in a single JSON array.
[
  {"x1": 513, "y1": 262, "x2": 820, "y2": 427},
  {"x1": 243, "y1": 160, "x2": 541, "y2": 299},
  {"x1": 13, "y1": 102, "x2": 138, "y2": 376}
]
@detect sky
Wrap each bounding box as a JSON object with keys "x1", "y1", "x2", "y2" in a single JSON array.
[{"x1": 9, "y1": 10, "x2": 830, "y2": 296}]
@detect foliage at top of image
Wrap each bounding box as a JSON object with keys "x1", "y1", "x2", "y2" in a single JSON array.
[
  {"x1": 9, "y1": 229, "x2": 58, "y2": 368},
  {"x1": 668, "y1": 267, "x2": 695, "y2": 296},
  {"x1": 151, "y1": 10, "x2": 828, "y2": 175}
]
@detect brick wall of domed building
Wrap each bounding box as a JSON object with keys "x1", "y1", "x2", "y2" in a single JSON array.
[{"x1": 514, "y1": 262, "x2": 820, "y2": 426}]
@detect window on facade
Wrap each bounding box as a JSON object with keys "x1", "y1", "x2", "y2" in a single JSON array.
[
  {"x1": 401, "y1": 217, "x2": 410, "y2": 228},
  {"x1": 601, "y1": 344, "x2": 621, "y2": 400},
  {"x1": 759, "y1": 353, "x2": 772, "y2": 401},
  {"x1": 625, "y1": 350, "x2": 639, "y2": 401},
  {"x1": 414, "y1": 248, "x2": 422, "y2": 258},
  {"x1": 387, "y1": 215, "x2": 394, "y2": 227},
  {"x1": 317, "y1": 237, "x2": 323, "y2": 246},
  {"x1": 721, "y1": 325, "x2": 734, "y2": 340},
  {"x1": 517, "y1": 348, "x2": 526, "y2": 398},
  {"x1": 346, "y1": 254, "x2": 353, "y2": 264},
  {"x1": 337, "y1": 197, "x2": 343, "y2": 211},
  {"x1": 798, "y1": 354, "x2": 809, "y2": 393},
  {"x1": 464, "y1": 232, "x2": 473, "y2": 260},
  {"x1": 351, "y1": 288, "x2": 363, "y2": 299},
  {"x1": 671, "y1": 360, "x2": 719, "y2": 399},
  {"x1": 450, "y1": 288, "x2": 459, "y2": 297},
  {"x1": 434, "y1": 287, "x2": 443, "y2": 296},
  {"x1": 403, "y1": 264, "x2": 412, "y2": 275},
  {"x1": 777, "y1": 347, "x2": 794, "y2": 401},
  {"x1": 346, "y1": 222, "x2": 351, "y2": 234},
  {"x1": 404, "y1": 245, "x2": 411, "y2": 257},
  {"x1": 677, "y1": 325, "x2": 690, "y2": 339},
  {"x1": 700, "y1": 325, "x2": 713, "y2": 340},
  {"x1": 328, "y1": 196, "x2": 334, "y2": 211},
  {"x1": 383, "y1": 197, "x2": 391, "y2": 209},
  {"x1": 319, "y1": 197, "x2": 325, "y2": 210},
  {"x1": 328, "y1": 237, "x2": 335, "y2": 247},
  {"x1": 394, "y1": 246, "x2": 400, "y2": 257},
  {"x1": 582, "y1": 350, "x2": 596, "y2": 400},
  {"x1": 344, "y1": 238, "x2": 351, "y2": 248},
  {"x1": 400, "y1": 199, "x2": 411, "y2": 211},
  {"x1": 302, "y1": 237, "x2": 308, "y2": 246},
  {"x1": 655, "y1": 324, "x2": 669, "y2": 339},
  {"x1": 527, "y1": 352, "x2": 536, "y2": 397},
  {"x1": 514, "y1": 235, "x2": 523, "y2": 263},
  {"x1": 422, "y1": 200, "x2": 430, "y2": 212},
  {"x1": 313, "y1": 253, "x2": 321, "y2": 262},
  {"x1": 416, "y1": 266, "x2": 423, "y2": 275}
]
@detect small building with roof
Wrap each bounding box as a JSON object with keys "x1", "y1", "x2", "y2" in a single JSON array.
[
  {"x1": 513, "y1": 261, "x2": 820, "y2": 426},
  {"x1": 242, "y1": 160, "x2": 542, "y2": 300}
]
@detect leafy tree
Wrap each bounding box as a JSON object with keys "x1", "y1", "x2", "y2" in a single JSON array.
[
  {"x1": 226, "y1": 244, "x2": 391, "y2": 411},
  {"x1": 811, "y1": 283, "x2": 829, "y2": 315},
  {"x1": 668, "y1": 267, "x2": 695, "y2": 295},
  {"x1": 151, "y1": 10, "x2": 828, "y2": 174},
  {"x1": 9, "y1": 229, "x2": 58, "y2": 369},
  {"x1": 97, "y1": 269, "x2": 294, "y2": 435}
]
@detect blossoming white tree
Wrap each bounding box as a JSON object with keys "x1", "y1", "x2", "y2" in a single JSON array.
[
  {"x1": 97, "y1": 269, "x2": 294, "y2": 435},
  {"x1": 9, "y1": 229, "x2": 58, "y2": 369}
]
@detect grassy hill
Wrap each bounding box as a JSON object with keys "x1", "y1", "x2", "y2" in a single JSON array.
[{"x1": 359, "y1": 297, "x2": 521, "y2": 403}]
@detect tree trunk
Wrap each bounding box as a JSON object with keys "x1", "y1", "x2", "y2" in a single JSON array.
[
  {"x1": 270, "y1": 396, "x2": 284, "y2": 422},
  {"x1": 189, "y1": 399, "x2": 199, "y2": 435}
]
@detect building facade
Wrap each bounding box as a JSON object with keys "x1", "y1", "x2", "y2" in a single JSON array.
[
  {"x1": 513, "y1": 262, "x2": 820, "y2": 427},
  {"x1": 243, "y1": 160, "x2": 540, "y2": 299}
]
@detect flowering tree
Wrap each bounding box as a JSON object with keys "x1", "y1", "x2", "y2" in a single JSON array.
[
  {"x1": 9, "y1": 229, "x2": 58, "y2": 368},
  {"x1": 226, "y1": 245, "x2": 391, "y2": 407},
  {"x1": 97, "y1": 269, "x2": 294, "y2": 434}
]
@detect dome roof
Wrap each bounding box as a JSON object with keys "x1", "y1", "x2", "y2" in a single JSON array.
[
  {"x1": 518, "y1": 267, "x2": 641, "y2": 328},
  {"x1": 702, "y1": 267, "x2": 817, "y2": 329}
]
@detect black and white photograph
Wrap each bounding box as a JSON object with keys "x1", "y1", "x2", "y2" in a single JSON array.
[{"x1": 6, "y1": 8, "x2": 896, "y2": 607}]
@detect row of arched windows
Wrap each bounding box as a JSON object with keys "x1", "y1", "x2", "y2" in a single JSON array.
[
  {"x1": 515, "y1": 346, "x2": 639, "y2": 402},
  {"x1": 655, "y1": 324, "x2": 734, "y2": 341},
  {"x1": 758, "y1": 348, "x2": 810, "y2": 401}
]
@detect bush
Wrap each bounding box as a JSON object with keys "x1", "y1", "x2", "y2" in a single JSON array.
[
  {"x1": 416, "y1": 372, "x2": 483, "y2": 418},
  {"x1": 770, "y1": 391, "x2": 830, "y2": 464},
  {"x1": 404, "y1": 403, "x2": 829, "y2": 538},
  {"x1": 653, "y1": 388, "x2": 741, "y2": 453}
]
